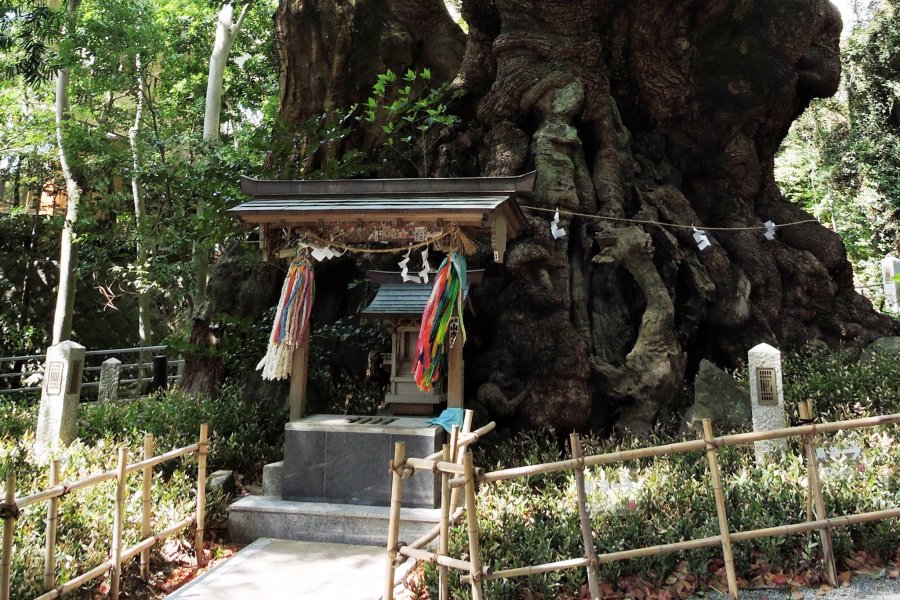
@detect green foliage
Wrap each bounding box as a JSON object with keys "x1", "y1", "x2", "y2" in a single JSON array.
[
  {"x1": 307, "y1": 317, "x2": 390, "y2": 416},
  {"x1": 777, "y1": 2, "x2": 900, "y2": 296},
  {"x1": 0, "y1": 2, "x2": 62, "y2": 84},
  {"x1": 424, "y1": 349, "x2": 900, "y2": 598},
  {"x1": 78, "y1": 383, "x2": 287, "y2": 475},
  {"x1": 0, "y1": 384, "x2": 284, "y2": 597},
  {"x1": 359, "y1": 68, "x2": 462, "y2": 176}
]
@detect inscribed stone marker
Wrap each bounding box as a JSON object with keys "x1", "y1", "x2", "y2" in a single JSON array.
[{"x1": 748, "y1": 343, "x2": 787, "y2": 464}]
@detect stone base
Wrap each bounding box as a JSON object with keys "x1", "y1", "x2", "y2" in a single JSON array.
[
  {"x1": 228, "y1": 496, "x2": 440, "y2": 547},
  {"x1": 262, "y1": 461, "x2": 283, "y2": 497},
  {"x1": 283, "y1": 415, "x2": 442, "y2": 508}
]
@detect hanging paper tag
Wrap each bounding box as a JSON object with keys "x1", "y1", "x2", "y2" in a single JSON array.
[
  {"x1": 399, "y1": 247, "x2": 421, "y2": 283},
  {"x1": 692, "y1": 227, "x2": 711, "y2": 251},
  {"x1": 763, "y1": 220, "x2": 776, "y2": 241},
  {"x1": 418, "y1": 248, "x2": 432, "y2": 284},
  {"x1": 310, "y1": 247, "x2": 329, "y2": 262},
  {"x1": 551, "y1": 208, "x2": 567, "y2": 239}
]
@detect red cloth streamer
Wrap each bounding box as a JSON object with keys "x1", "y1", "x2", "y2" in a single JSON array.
[{"x1": 414, "y1": 252, "x2": 466, "y2": 391}]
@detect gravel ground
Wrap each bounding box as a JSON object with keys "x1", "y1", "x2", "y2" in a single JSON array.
[{"x1": 687, "y1": 574, "x2": 900, "y2": 599}]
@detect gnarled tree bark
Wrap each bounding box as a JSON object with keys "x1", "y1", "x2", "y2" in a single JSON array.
[{"x1": 266, "y1": 0, "x2": 899, "y2": 432}]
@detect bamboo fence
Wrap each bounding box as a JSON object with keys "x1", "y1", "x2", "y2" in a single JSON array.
[
  {"x1": 0, "y1": 424, "x2": 209, "y2": 600},
  {"x1": 383, "y1": 408, "x2": 900, "y2": 600}
]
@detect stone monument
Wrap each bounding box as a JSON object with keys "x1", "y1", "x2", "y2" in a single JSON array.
[
  {"x1": 882, "y1": 256, "x2": 900, "y2": 313},
  {"x1": 35, "y1": 340, "x2": 85, "y2": 459},
  {"x1": 748, "y1": 343, "x2": 787, "y2": 464},
  {"x1": 97, "y1": 357, "x2": 122, "y2": 402}
]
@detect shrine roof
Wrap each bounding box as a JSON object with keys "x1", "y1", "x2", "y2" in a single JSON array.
[
  {"x1": 230, "y1": 172, "x2": 534, "y2": 236},
  {"x1": 361, "y1": 280, "x2": 473, "y2": 317}
]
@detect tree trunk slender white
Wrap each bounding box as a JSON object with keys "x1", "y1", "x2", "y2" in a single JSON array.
[
  {"x1": 50, "y1": 1, "x2": 83, "y2": 344},
  {"x1": 194, "y1": 2, "x2": 251, "y2": 304},
  {"x1": 130, "y1": 54, "x2": 152, "y2": 346}
]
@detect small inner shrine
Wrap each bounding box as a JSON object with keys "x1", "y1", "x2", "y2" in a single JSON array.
[{"x1": 226, "y1": 171, "x2": 533, "y2": 544}]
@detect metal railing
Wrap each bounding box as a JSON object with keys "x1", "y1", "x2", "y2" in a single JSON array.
[{"x1": 0, "y1": 346, "x2": 184, "y2": 398}]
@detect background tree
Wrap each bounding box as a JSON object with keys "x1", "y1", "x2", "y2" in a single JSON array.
[{"x1": 779, "y1": 0, "x2": 900, "y2": 305}]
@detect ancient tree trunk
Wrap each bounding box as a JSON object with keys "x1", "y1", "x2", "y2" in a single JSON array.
[{"x1": 270, "y1": 0, "x2": 898, "y2": 432}]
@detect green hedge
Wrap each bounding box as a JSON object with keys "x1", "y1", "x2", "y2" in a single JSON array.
[
  {"x1": 424, "y1": 348, "x2": 900, "y2": 598},
  {"x1": 0, "y1": 384, "x2": 286, "y2": 598}
]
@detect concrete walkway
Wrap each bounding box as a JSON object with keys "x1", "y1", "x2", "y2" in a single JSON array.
[{"x1": 167, "y1": 538, "x2": 389, "y2": 600}]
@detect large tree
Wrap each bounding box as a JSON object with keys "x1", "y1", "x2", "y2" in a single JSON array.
[{"x1": 271, "y1": 0, "x2": 898, "y2": 432}]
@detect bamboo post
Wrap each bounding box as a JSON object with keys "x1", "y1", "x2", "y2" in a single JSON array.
[
  {"x1": 570, "y1": 434, "x2": 601, "y2": 600},
  {"x1": 43, "y1": 460, "x2": 61, "y2": 591},
  {"x1": 1, "y1": 474, "x2": 15, "y2": 600},
  {"x1": 798, "y1": 401, "x2": 837, "y2": 586},
  {"x1": 140, "y1": 434, "x2": 154, "y2": 581},
  {"x1": 439, "y1": 443, "x2": 451, "y2": 600},
  {"x1": 110, "y1": 447, "x2": 128, "y2": 600},
  {"x1": 448, "y1": 411, "x2": 472, "y2": 516},
  {"x1": 448, "y1": 426, "x2": 462, "y2": 514},
  {"x1": 384, "y1": 442, "x2": 407, "y2": 600},
  {"x1": 195, "y1": 424, "x2": 208, "y2": 567},
  {"x1": 463, "y1": 451, "x2": 484, "y2": 600},
  {"x1": 701, "y1": 419, "x2": 739, "y2": 600}
]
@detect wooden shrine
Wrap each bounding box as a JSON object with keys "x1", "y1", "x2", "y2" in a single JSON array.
[
  {"x1": 229, "y1": 171, "x2": 534, "y2": 419},
  {"x1": 361, "y1": 270, "x2": 484, "y2": 415}
]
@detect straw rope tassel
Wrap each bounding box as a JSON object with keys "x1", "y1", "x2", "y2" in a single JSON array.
[
  {"x1": 414, "y1": 252, "x2": 467, "y2": 392},
  {"x1": 257, "y1": 254, "x2": 315, "y2": 380}
]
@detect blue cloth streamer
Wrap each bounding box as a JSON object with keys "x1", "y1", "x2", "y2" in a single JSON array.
[{"x1": 427, "y1": 408, "x2": 465, "y2": 433}]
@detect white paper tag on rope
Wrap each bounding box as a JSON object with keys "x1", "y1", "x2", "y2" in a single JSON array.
[
  {"x1": 551, "y1": 208, "x2": 567, "y2": 239},
  {"x1": 692, "y1": 226, "x2": 711, "y2": 251},
  {"x1": 763, "y1": 220, "x2": 777, "y2": 241},
  {"x1": 418, "y1": 248, "x2": 432, "y2": 284},
  {"x1": 310, "y1": 247, "x2": 329, "y2": 262},
  {"x1": 399, "y1": 247, "x2": 421, "y2": 283}
]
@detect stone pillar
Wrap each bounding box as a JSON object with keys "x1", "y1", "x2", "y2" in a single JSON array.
[
  {"x1": 748, "y1": 343, "x2": 787, "y2": 464},
  {"x1": 882, "y1": 256, "x2": 900, "y2": 313},
  {"x1": 35, "y1": 341, "x2": 86, "y2": 458},
  {"x1": 97, "y1": 358, "x2": 122, "y2": 402}
]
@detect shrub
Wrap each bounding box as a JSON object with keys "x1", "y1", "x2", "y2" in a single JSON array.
[
  {"x1": 423, "y1": 348, "x2": 900, "y2": 598},
  {"x1": 0, "y1": 383, "x2": 284, "y2": 597}
]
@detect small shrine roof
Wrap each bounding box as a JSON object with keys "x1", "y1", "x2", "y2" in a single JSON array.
[
  {"x1": 230, "y1": 172, "x2": 534, "y2": 237},
  {"x1": 362, "y1": 272, "x2": 481, "y2": 317}
]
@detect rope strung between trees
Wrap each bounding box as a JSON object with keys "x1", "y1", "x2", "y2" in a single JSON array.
[{"x1": 519, "y1": 204, "x2": 820, "y2": 232}]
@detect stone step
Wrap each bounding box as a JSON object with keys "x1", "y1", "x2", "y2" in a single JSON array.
[{"x1": 228, "y1": 496, "x2": 441, "y2": 547}]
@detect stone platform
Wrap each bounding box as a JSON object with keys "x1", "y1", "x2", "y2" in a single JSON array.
[
  {"x1": 228, "y1": 495, "x2": 440, "y2": 547},
  {"x1": 167, "y1": 537, "x2": 396, "y2": 600}
]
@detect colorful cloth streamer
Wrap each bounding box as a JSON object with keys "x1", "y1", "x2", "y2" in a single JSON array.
[
  {"x1": 256, "y1": 254, "x2": 315, "y2": 380},
  {"x1": 414, "y1": 252, "x2": 467, "y2": 392}
]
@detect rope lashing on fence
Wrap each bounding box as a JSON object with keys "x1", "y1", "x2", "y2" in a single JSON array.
[
  {"x1": 257, "y1": 253, "x2": 315, "y2": 380},
  {"x1": 0, "y1": 503, "x2": 19, "y2": 520}
]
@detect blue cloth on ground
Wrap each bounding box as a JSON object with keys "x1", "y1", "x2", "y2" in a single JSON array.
[{"x1": 427, "y1": 408, "x2": 465, "y2": 433}]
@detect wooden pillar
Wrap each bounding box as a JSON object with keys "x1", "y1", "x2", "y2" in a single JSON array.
[
  {"x1": 289, "y1": 326, "x2": 311, "y2": 421},
  {"x1": 447, "y1": 335, "x2": 463, "y2": 409}
]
